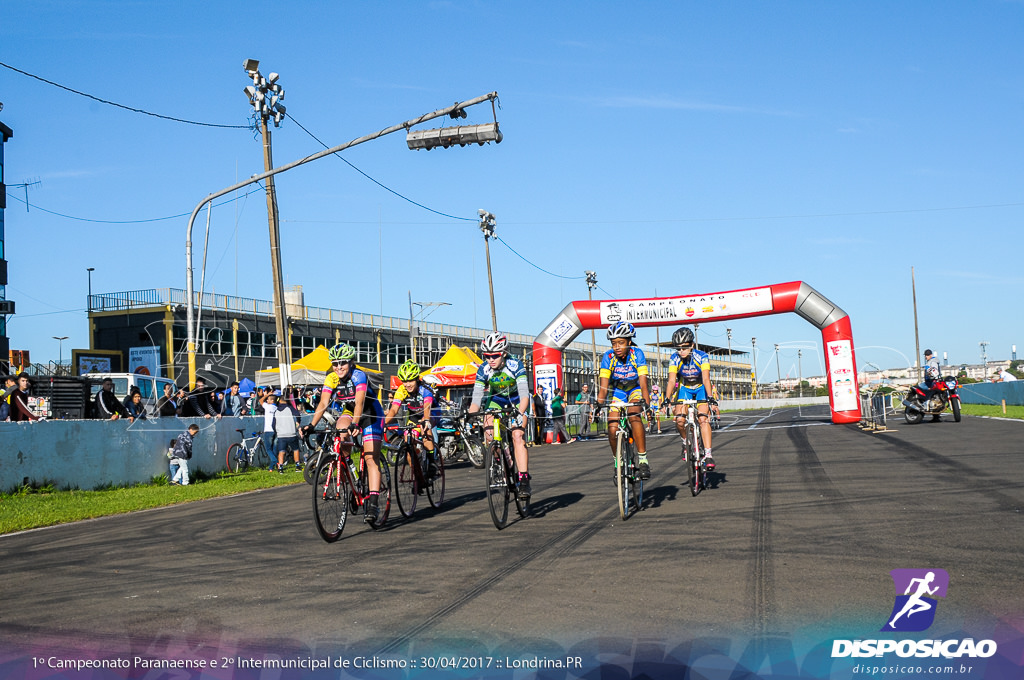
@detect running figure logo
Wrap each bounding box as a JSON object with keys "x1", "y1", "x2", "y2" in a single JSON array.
[{"x1": 882, "y1": 568, "x2": 949, "y2": 632}]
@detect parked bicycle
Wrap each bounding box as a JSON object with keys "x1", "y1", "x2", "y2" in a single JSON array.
[
  {"x1": 594, "y1": 403, "x2": 647, "y2": 520},
  {"x1": 312, "y1": 428, "x2": 392, "y2": 542},
  {"x1": 470, "y1": 406, "x2": 529, "y2": 529},
  {"x1": 388, "y1": 424, "x2": 445, "y2": 518},
  {"x1": 226, "y1": 428, "x2": 272, "y2": 473},
  {"x1": 672, "y1": 399, "x2": 712, "y2": 496},
  {"x1": 434, "y1": 401, "x2": 485, "y2": 468},
  {"x1": 302, "y1": 412, "x2": 337, "y2": 485}
]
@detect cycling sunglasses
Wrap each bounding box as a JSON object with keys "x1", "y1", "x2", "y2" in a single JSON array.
[{"x1": 482, "y1": 353, "x2": 503, "y2": 360}]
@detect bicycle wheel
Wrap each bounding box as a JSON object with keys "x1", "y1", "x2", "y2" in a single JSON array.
[
  {"x1": 303, "y1": 449, "x2": 323, "y2": 485},
  {"x1": 485, "y1": 442, "x2": 510, "y2": 529},
  {"x1": 615, "y1": 432, "x2": 630, "y2": 520},
  {"x1": 394, "y1": 443, "x2": 418, "y2": 519},
  {"x1": 464, "y1": 432, "x2": 485, "y2": 469},
  {"x1": 313, "y1": 458, "x2": 349, "y2": 542},
  {"x1": 425, "y1": 447, "x2": 445, "y2": 510},
  {"x1": 511, "y1": 451, "x2": 529, "y2": 518},
  {"x1": 688, "y1": 424, "x2": 703, "y2": 496},
  {"x1": 253, "y1": 438, "x2": 273, "y2": 470},
  {"x1": 226, "y1": 443, "x2": 248, "y2": 473},
  {"x1": 629, "y1": 443, "x2": 643, "y2": 513},
  {"x1": 368, "y1": 457, "x2": 391, "y2": 529}
]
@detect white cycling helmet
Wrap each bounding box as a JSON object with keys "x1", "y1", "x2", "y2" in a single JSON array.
[
  {"x1": 481, "y1": 332, "x2": 509, "y2": 354},
  {"x1": 606, "y1": 321, "x2": 636, "y2": 340}
]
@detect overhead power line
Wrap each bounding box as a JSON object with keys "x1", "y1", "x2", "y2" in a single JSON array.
[
  {"x1": 493, "y1": 235, "x2": 585, "y2": 280},
  {"x1": 285, "y1": 112, "x2": 475, "y2": 222},
  {"x1": 0, "y1": 60, "x2": 249, "y2": 129},
  {"x1": 4, "y1": 187, "x2": 264, "y2": 224}
]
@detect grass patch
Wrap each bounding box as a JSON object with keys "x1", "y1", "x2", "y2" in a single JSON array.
[
  {"x1": 959, "y1": 403, "x2": 1024, "y2": 420},
  {"x1": 0, "y1": 468, "x2": 304, "y2": 534}
]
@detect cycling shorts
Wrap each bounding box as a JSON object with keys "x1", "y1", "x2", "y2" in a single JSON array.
[
  {"x1": 609, "y1": 385, "x2": 644, "y2": 409},
  {"x1": 339, "y1": 409, "x2": 383, "y2": 444},
  {"x1": 676, "y1": 385, "x2": 707, "y2": 402}
]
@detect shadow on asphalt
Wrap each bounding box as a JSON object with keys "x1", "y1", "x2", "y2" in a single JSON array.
[
  {"x1": 524, "y1": 491, "x2": 585, "y2": 519},
  {"x1": 641, "y1": 484, "x2": 679, "y2": 509}
]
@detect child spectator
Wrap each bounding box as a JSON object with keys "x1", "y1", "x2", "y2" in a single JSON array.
[{"x1": 169, "y1": 423, "x2": 200, "y2": 485}]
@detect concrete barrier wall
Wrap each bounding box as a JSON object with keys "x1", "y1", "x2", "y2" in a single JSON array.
[
  {"x1": 0, "y1": 417, "x2": 264, "y2": 493},
  {"x1": 957, "y1": 381, "x2": 1024, "y2": 406}
]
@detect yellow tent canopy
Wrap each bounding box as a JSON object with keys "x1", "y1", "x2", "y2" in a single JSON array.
[
  {"x1": 420, "y1": 345, "x2": 482, "y2": 387},
  {"x1": 255, "y1": 345, "x2": 382, "y2": 387}
]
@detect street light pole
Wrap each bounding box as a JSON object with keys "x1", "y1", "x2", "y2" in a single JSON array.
[
  {"x1": 86, "y1": 268, "x2": 94, "y2": 312},
  {"x1": 586, "y1": 271, "x2": 598, "y2": 386},
  {"x1": 775, "y1": 343, "x2": 782, "y2": 397},
  {"x1": 244, "y1": 60, "x2": 290, "y2": 391},
  {"x1": 52, "y1": 336, "x2": 68, "y2": 374},
  {"x1": 798, "y1": 349, "x2": 803, "y2": 398},
  {"x1": 184, "y1": 89, "x2": 501, "y2": 389},
  {"x1": 751, "y1": 337, "x2": 757, "y2": 399},
  {"x1": 479, "y1": 210, "x2": 498, "y2": 331},
  {"x1": 726, "y1": 328, "x2": 734, "y2": 400}
]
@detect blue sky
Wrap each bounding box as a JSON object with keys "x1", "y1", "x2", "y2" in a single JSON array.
[{"x1": 2, "y1": 1, "x2": 1022, "y2": 381}]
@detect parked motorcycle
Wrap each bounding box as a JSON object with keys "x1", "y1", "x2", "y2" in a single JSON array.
[
  {"x1": 903, "y1": 375, "x2": 961, "y2": 424},
  {"x1": 434, "y1": 408, "x2": 485, "y2": 468}
]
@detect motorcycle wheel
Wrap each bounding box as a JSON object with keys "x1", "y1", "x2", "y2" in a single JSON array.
[
  {"x1": 904, "y1": 404, "x2": 923, "y2": 425},
  {"x1": 951, "y1": 399, "x2": 961, "y2": 423}
]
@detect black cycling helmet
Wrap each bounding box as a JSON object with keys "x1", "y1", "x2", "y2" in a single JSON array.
[{"x1": 672, "y1": 327, "x2": 695, "y2": 346}]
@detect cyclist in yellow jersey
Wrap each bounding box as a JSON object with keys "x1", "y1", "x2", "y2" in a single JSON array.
[
  {"x1": 382, "y1": 360, "x2": 438, "y2": 477},
  {"x1": 665, "y1": 327, "x2": 717, "y2": 469}
]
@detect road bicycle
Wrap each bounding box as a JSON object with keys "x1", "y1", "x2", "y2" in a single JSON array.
[
  {"x1": 594, "y1": 403, "x2": 647, "y2": 520},
  {"x1": 388, "y1": 423, "x2": 445, "y2": 518},
  {"x1": 225, "y1": 428, "x2": 272, "y2": 473},
  {"x1": 672, "y1": 399, "x2": 712, "y2": 496},
  {"x1": 301, "y1": 411, "x2": 338, "y2": 485},
  {"x1": 312, "y1": 428, "x2": 392, "y2": 542},
  {"x1": 470, "y1": 406, "x2": 529, "y2": 529}
]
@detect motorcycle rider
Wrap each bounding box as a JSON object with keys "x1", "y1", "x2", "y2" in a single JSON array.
[{"x1": 920, "y1": 349, "x2": 943, "y2": 421}]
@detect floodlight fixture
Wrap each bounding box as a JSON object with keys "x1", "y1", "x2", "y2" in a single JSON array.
[
  {"x1": 267, "y1": 72, "x2": 280, "y2": 84},
  {"x1": 243, "y1": 58, "x2": 260, "y2": 73},
  {"x1": 406, "y1": 122, "x2": 502, "y2": 150}
]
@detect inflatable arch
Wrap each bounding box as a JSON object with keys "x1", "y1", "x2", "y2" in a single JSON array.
[{"x1": 531, "y1": 281, "x2": 860, "y2": 424}]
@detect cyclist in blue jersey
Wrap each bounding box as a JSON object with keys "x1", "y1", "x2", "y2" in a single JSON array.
[
  {"x1": 302, "y1": 343, "x2": 387, "y2": 522},
  {"x1": 467, "y1": 332, "x2": 532, "y2": 500},
  {"x1": 594, "y1": 321, "x2": 652, "y2": 479},
  {"x1": 665, "y1": 327, "x2": 717, "y2": 469}
]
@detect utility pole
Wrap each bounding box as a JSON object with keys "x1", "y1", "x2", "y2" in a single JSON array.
[
  {"x1": 586, "y1": 271, "x2": 598, "y2": 387},
  {"x1": 479, "y1": 210, "x2": 498, "y2": 331},
  {"x1": 980, "y1": 341, "x2": 989, "y2": 376},
  {"x1": 912, "y1": 266, "x2": 922, "y2": 382},
  {"x1": 726, "y1": 328, "x2": 734, "y2": 400},
  {"x1": 244, "y1": 59, "x2": 290, "y2": 390}
]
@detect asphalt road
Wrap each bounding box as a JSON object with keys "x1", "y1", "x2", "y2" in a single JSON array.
[{"x1": 2, "y1": 405, "x2": 1022, "y2": 676}]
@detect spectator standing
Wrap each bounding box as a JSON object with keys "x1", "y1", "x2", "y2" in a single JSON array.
[
  {"x1": 7, "y1": 373, "x2": 41, "y2": 422},
  {"x1": 185, "y1": 377, "x2": 219, "y2": 419},
  {"x1": 273, "y1": 397, "x2": 302, "y2": 473},
  {"x1": 95, "y1": 377, "x2": 131, "y2": 421},
  {"x1": 220, "y1": 381, "x2": 249, "y2": 417},
  {"x1": 124, "y1": 389, "x2": 148, "y2": 420},
  {"x1": 550, "y1": 387, "x2": 575, "y2": 444},
  {"x1": 156, "y1": 383, "x2": 178, "y2": 417},
  {"x1": 169, "y1": 424, "x2": 200, "y2": 485},
  {"x1": 575, "y1": 383, "x2": 595, "y2": 437},
  {"x1": 532, "y1": 388, "x2": 546, "y2": 446},
  {"x1": 259, "y1": 391, "x2": 279, "y2": 469},
  {"x1": 1, "y1": 374, "x2": 17, "y2": 421}
]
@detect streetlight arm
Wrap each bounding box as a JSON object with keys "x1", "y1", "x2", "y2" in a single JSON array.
[{"x1": 185, "y1": 91, "x2": 499, "y2": 386}]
